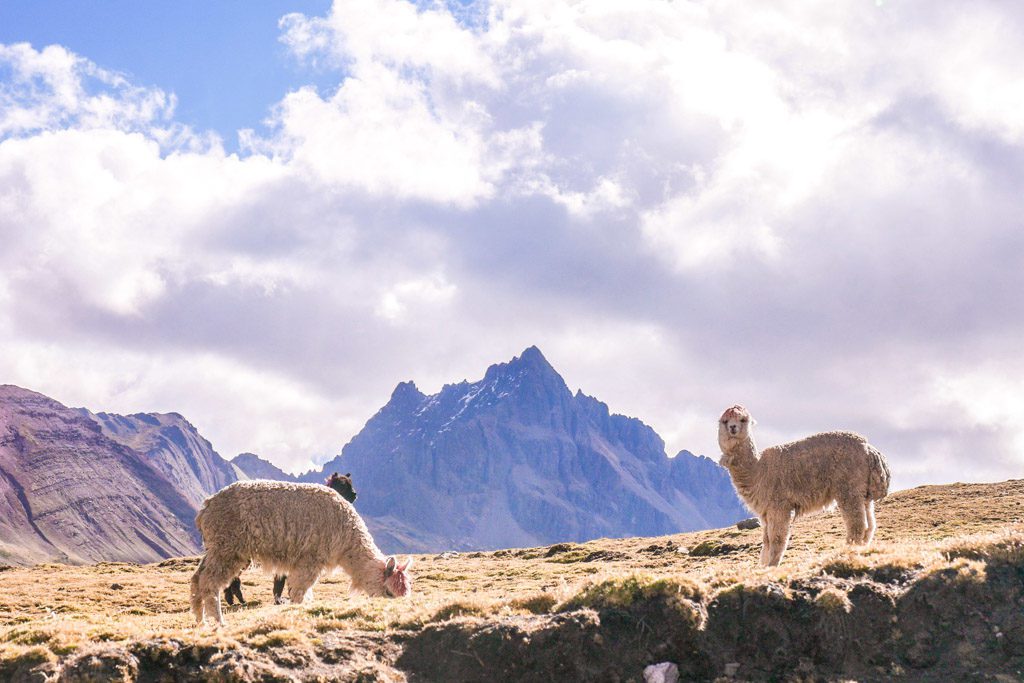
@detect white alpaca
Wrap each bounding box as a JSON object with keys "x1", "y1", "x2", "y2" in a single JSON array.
[
  {"x1": 718, "y1": 405, "x2": 890, "y2": 567},
  {"x1": 190, "y1": 480, "x2": 412, "y2": 625}
]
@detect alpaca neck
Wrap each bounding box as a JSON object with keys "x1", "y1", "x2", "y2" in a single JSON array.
[
  {"x1": 724, "y1": 437, "x2": 761, "y2": 503},
  {"x1": 336, "y1": 529, "x2": 387, "y2": 595}
]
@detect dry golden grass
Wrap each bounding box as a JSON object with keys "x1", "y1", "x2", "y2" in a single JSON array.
[{"x1": 2, "y1": 479, "x2": 1023, "y2": 677}]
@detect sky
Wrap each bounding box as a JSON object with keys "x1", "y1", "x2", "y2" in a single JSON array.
[{"x1": 1, "y1": 1, "x2": 1022, "y2": 489}]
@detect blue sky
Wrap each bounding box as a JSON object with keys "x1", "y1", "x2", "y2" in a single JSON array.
[
  {"x1": 1, "y1": 1, "x2": 1023, "y2": 488},
  {"x1": 0, "y1": 1, "x2": 332, "y2": 145}
]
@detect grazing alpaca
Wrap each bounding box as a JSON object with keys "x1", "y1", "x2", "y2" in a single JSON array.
[
  {"x1": 223, "y1": 473, "x2": 358, "y2": 606},
  {"x1": 718, "y1": 405, "x2": 890, "y2": 567},
  {"x1": 192, "y1": 479, "x2": 410, "y2": 625}
]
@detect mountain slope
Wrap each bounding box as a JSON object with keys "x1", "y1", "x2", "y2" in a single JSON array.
[
  {"x1": 308, "y1": 346, "x2": 747, "y2": 552},
  {"x1": 0, "y1": 385, "x2": 200, "y2": 565},
  {"x1": 232, "y1": 452, "x2": 298, "y2": 482},
  {"x1": 83, "y1": 410, "x2": 241, "y2": 508}
]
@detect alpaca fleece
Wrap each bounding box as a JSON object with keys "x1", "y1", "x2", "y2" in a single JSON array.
[
  {"x1": 718, "y1": 405, "x2": 890, "y2": 566},
  {"x1": 222, "y1": 472, "x2": 360, "y2": 607},
  {"x1": 190, "y1": 480, "x2": 410, "y2": 624}
]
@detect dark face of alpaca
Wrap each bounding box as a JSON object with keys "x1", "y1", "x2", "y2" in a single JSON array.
[{"x1": 326, "y1": 472, "x2": 357, "y2": 503}]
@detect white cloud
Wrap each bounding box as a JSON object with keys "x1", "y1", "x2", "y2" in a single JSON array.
[
  {"x1": 0, "y1": 127, "x2": 282, "y2": 315},
  {"x1": 257, "y1": 68, "x2": 496, "y2": 204},
  {"x1": 0, "y1": 42, "x2": 197, "y2": 145},
  {"x1": 375, "y1": 273, "x2": 457, "y2": 322},
  {"x1": 2, "y1": 0, "x2": 1024, "y2": 486},
  {"x1": 0, "y1": 339, "x2": 356, "y2": 474},
  {"x1": 933, "y1": 366, "x2": 1024, "y2": 459},
  {"x1": 280, "y1": 0, "x2": 499, "y2": 86}
]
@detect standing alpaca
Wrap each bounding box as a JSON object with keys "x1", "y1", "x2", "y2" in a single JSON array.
[
  {"x1": 191, "y1": 479, "x2": 411, "y2": 625},
  {"x1": 718, "y1": 405, "x2": 890, "y2": 567},
  {"x1": 223, "y1": 472, "x2": 358, "y2": 606}
]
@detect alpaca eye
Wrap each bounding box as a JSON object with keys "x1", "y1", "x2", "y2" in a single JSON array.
[{"x1": 740, "y1": 419, "x2": 748, "y2": 423}]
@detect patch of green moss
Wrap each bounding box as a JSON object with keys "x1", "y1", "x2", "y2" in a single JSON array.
[
  {"x1": 307, "y1": 606, "x2": 368, "y2": 621},
  {"x1": 821, "y1": 557, "x2": 919, "y2": 584},
  {"x1": 2, "y1": 628, "x2": 53, "y2": 646},
  {"x1": 509, "y1": 593, "x2": 558, "y2": 615},
  {"x1": 922, "y1": 559, "x2": 987, "y2": 586},
  {"x1": 430, "y1": 601, "x2": 492, "y2": 622},
  {"x1": 247, "y1": 630, "x2": 305, "y2": 650},
  {"x1": 418, "y1": 572, "x2": 470, "y2": 581},
  {"x1": 943, "y1": 534, "x2": 1024, "y2": 567},
  {"x1": 545, "y1": 550, "x2": 590, "y2": 564},
  {"x1": 688, "y1": 540, "x2": 747, "y2": 557},
  {"x1": 544, "y1": 543, "x2": 582, "y2": 557},
  {"x1": 560, "y1": 575, "x2": 703, "y2": 612},
  {"x1": 813, "y1": 587, "x2": 852, "y2": 613}
]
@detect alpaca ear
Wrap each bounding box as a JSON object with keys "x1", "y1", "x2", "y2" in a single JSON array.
[
  {"x1": 398, "y1": 557, "x2": 414, "y2": 572},
  {"x1": 345, "y1": 472, "x2": 351, "y2": 478},
  {"x1": 384, "y1": 556, "x2": 397, "y2": 577}
]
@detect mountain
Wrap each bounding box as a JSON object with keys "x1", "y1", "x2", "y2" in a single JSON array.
[
  {"x1": 0, "y1": 385, "x2": 200, "y2": 565},
  {"x1": 305, "y1": 346, "x2": 747, "y2": 552},
  {"x1": 0, "y1": 348, "x2": 745, "y2": 564},
  {"x1": 83, "y1": 410, "x2": 243, "y2": 508},
  {"x1": 232, "y1": 452, "x2": 297, "y2": 482}
]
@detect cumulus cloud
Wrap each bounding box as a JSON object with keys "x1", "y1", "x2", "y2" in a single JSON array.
[
  {"x1": 1, "y1": 1, "x2": 1023, "y2": 484},
  {"x1": 0, "y1": 43, "x2": 173, "y2": 136}
]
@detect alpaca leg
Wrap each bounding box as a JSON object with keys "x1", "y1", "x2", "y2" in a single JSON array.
[
  {"x1": 273, "y1": 574, "x2": 288, "y2": 604},
  {"x1": 203, "y1": 594, "x2": 222, "y2": 625},
  {"x1": 864, "y1": 500, "x2": 877, "y2": 545},
  {"x1": 759, "y1": 523, "x2": 771, "y2": 565},
  {"x1": 190, "y1": 556, "x2": 210, "y2": 624},
  {"x1": 762, "y1": 510, "x2": 793, "y2": 567},
  {"x1": 223, "y1": 577, "x2": 244, "y2": 606},
  {"x1": 286, "y1": 569, "x2": 320, "y2": 605},
  {"x1": 194, "y1": 552, "x2": 248, "y2": 625},
  {"x1": 839, "y1": 496, "x2": 868, "y2": 545}
]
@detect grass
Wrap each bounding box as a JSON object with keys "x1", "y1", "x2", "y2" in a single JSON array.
[{"x1": 1, "y1": 478, "x2": 1023, "y2": 677}]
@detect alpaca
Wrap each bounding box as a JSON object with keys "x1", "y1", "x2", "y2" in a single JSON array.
[
  {"x1": 223, "y1": 472, "x2": 358, "y2": 606},
  {"x1": 718, "y1": 405, "x2": 890, "y2": 567},
  {"x1": 191, "y1": 479, "x2": 410, "y2": 625}
]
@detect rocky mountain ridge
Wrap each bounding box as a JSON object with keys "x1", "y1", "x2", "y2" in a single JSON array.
[
  {"x1": 232, "y1": 452, "x2": 298, "y2": 482},
  {"x1": 0, "y1": 347, "x2": 746, "y2": 563},
  {"x1": 300, "y1": 346, "x2": 747, "y2": 552},
  {"x1": 83, "y1": 409, "x2": 242, "y2": 508},
  {"x1": 0, "y1": 385, "x2": 203, "y2": 565}
]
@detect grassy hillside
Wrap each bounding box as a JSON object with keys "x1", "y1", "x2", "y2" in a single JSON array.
[{"x1": 2, "y1": 480, "x2": 1023, "y2": 681}]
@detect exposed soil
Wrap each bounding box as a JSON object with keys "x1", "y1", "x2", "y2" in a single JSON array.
[{"x1": 399, "y1": 556, "x2": 1024, "y2": 682}]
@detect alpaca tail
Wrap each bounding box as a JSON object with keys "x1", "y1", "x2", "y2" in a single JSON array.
[{"x1": 866, "y1": 444, "x2": 890, "y2": 501}]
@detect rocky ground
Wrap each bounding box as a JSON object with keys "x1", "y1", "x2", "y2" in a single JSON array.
[{"x1": 2, "y1": 480, "x2": 1023, "y2": 681}]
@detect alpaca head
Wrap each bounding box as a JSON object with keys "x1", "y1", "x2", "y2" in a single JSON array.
[
  {"x1": 326, "y1": 472, "x2": 357, "y2": 503},
  {"x1": 382, "y1": 556, "x2": 413, "y2": 598},
  {"x1": 718, "y1": 405, "x2": 754, "y2": 462}
]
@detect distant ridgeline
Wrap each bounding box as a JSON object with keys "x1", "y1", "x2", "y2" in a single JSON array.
[
  {"x1": 0, "y1": 348, "x2": 746, "y2": 565},
  {"x1": 240, "y1": 347, "x2": 748, "y2": 553},
  {"x1": 0, "y1": 385, "x2": 236, "y2": 565}
]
